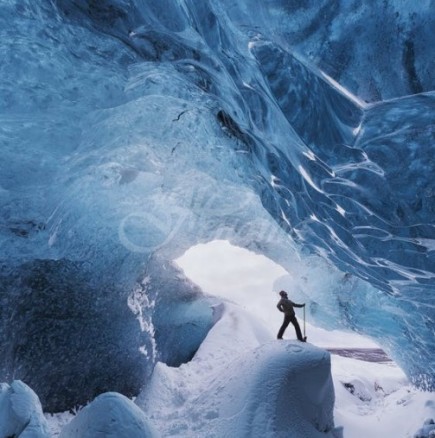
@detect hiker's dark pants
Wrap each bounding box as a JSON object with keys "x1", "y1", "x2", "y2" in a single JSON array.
[{"x1": 277, "y1": 313, "x2": 304, "y2": 340}]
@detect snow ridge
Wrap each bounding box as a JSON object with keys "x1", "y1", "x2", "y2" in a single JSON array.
[{"x1": 137, "y1": 302, "x2": 341, "y2": 437}]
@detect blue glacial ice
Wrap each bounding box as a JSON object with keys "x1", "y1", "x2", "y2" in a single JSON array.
[
  {"x1": 0, "y1": 380, "x2": 49, "y2": 437},
  {"x1": 0, "y1": 0, "x2": 434, "y2": 410}
]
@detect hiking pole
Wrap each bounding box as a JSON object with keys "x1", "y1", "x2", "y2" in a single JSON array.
[{"x1": 303, "y1": 305, "x2": 306, "y2": 341}]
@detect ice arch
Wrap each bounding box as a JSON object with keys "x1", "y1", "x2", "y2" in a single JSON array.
[
  {"x1": 1, "y1": 0, "x2": 434, "y2": 412},
  {"x1": 176, "y1": 240, "x2": 381, "y2": 348}
]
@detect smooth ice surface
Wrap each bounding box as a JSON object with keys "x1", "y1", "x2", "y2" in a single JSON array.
[
  {"x1": 1, "y1": 0, "x2": 435, "y2": 410},
  {"x1": 0, "y1": 380, "x2": 50, "y2": 438}
]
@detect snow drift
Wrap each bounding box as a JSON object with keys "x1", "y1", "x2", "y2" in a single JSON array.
[
  {"x1": 59, "y1": 392, "x2": 157, "y2": 438},
  {"x1": 137, "y1": 303, "x2": 342, "y2": 437}
]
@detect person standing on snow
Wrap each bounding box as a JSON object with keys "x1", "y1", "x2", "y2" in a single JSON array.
[{"x1": 276, "y1": 290, "x2": 306, "y2": 341}]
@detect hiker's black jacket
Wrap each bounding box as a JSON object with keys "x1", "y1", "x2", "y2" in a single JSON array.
[{"x1": 277, "y1": 298, "x2": 304, "y2": 317}]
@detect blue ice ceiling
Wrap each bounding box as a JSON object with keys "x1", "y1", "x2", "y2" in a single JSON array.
[{"x1": 1, "y1": 0, "x2": 434, "y2": 411}]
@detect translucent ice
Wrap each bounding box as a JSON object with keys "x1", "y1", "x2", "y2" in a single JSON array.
[
  {"x1": 0, "y1": 380, "x2": 49, "y2": 437},
  {"x1": 1, "y1": 0, "x2": 434, "y2": 410}
]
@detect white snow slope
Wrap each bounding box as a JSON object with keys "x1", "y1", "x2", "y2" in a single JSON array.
[
  {"x1": 136, "y1": 302, "x2": 341, "y2": 438},
  {"x1": 41, "y1": 239, "x2": 435, "y2": 437},
  {"x1": 43, "y1": 298, "x2": 435, "y2": 437}
]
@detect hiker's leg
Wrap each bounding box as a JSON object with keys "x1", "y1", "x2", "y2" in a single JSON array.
[
  {"x1": 291, "y1": 316, "x2": 304, "y2": 341},
  {"x1": 277, "y1": 314, "x2": 291, "y2": 339}
]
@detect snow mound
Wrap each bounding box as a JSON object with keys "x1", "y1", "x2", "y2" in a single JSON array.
[
  {"x1": 0, "y1": 380, "x2": 49, "y2": 437},
  {"x1": 59, "y1": 392, "x2": 158, "y2": 438},
  {"x1": 196, "y1": 341, "x2": 340, "y2": 437},
  {"x1": 137, "y1": 302, "x2": 341, "y2": 437}
]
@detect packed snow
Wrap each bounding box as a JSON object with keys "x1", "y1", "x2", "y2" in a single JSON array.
[
  {"x1": 174, "y1": 241, "x2": 435, "y2": 437},
  {"x1": 0, "y1": 247, "x2": 428, "y2": 437},
  {"x1": 43, "y1": 297, "x2": 435, "y2": 438},
  {"x1": 332, "y1": 356, "x2": 435, "y2": 438},
  {"x1": 37, "y1": 241, "x2": 435, "y2": 437},
  {"x1": 59, "y1": 392, "x2": 157, "y2": 438}
]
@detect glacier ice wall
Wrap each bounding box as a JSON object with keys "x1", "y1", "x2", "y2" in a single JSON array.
[{"x1": 1, "y1": 0, "x2": 434, "y2": 409}]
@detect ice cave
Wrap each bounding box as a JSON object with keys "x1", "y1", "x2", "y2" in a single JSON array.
[{"x1": 0, "y1": 0, "x2": 434, "y2": 436}]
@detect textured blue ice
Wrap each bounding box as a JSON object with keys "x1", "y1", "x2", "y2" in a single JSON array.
[{"x1": 0, "y1": 0, "x2": 434, "y2": 410}]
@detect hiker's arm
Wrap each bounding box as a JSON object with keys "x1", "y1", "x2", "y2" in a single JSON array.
[
  {"x1": 277, "y1": 302, "x2": 284, "y2": 312},
  {"x1": 293, "y1": 302, "x2": 305, "y2": 308}
]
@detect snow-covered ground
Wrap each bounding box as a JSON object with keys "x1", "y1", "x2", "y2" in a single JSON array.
[
  {"x1": 135, "y1": 301, "x2": 339, "y2": 437},
  {"x1": 331, "y1": 355, "x2": 435, "y2": 438},
  {"x1": 174, "y1": 240, "x2": 435, "y2": 438},
  {"x1": 43, "y1": 240, "x2": 435, "y2": 437}
]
